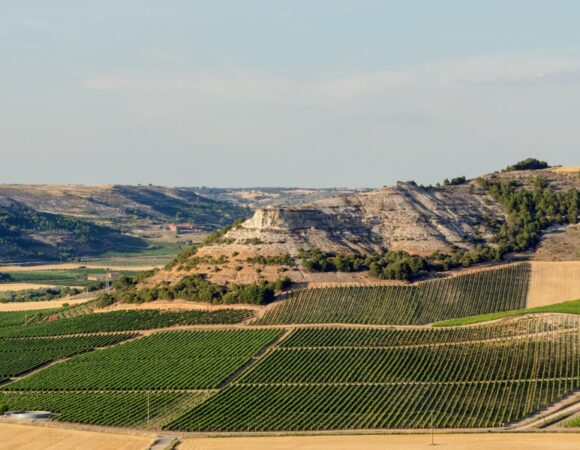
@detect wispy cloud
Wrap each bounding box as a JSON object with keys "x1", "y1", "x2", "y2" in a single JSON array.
[{"x1": 85, "y1": 51, "x2": 580, "y2": 102}]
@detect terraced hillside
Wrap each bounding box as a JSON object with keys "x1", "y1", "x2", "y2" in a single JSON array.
[{"x1": 256, "y1": 264, "x2": 530, "y2": 325}]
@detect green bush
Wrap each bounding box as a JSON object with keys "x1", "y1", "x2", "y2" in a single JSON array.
[{"x1": 504, "y1": 158, "x2": 549, "y2": 171}]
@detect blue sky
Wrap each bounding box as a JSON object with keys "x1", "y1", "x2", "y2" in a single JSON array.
[{"x1": 1, "y1": 1, "x2": 580, "y2": 187}]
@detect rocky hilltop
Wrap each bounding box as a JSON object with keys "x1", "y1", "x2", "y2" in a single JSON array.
[{"x1": 209, "y1": 181, "x2": 504, "y2": 256}]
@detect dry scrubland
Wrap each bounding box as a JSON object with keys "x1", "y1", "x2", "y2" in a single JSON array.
[
  {"x1": 527, "y1": 262, "x2": 580, "y2": 307},
  {"x1": 179, "y1": 433, "x2": 580, "y2": 450},
  {"x1": 0, "y1": 423, "x2": 153, "y2": 450}
]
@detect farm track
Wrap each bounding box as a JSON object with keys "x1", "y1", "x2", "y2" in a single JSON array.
[
  {"x1": 511, "y1": 392, "x2": 580, "y2": 430},
  {"x1": 217, "y1": 329, "x2": 293, "y2": 389}
]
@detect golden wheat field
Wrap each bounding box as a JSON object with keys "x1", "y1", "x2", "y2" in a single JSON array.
[
  {"x1": 179, "y1": 433, "x2": 580, "y2": 450},
  {"x1": 0, "y1": 423, "x2": 153, "y2": 450},
  {"x1": 527, "y1": 261, "x2": 580, "y2": 307}
]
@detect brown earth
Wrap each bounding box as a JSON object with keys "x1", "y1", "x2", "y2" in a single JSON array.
[
  {"x1": 179, "y1": 433, "x2": 580, "y2": 450},
  {"x1": 0, "y1": 422, "x2": 153, "y2": 450},
  {"x1": 535, "y1": 225, "x2": 580, "y2": 262},
  {"x1": 527, "y1": 261, "x2": 580, "y2": 307},
  {"x1": 0, "y1": 263, "x2": 162, "y2": 272},
  {"x1": 99, "y1": 300, "x2": 260, "y2": 313}
]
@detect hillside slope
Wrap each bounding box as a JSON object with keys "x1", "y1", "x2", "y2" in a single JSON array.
[
  {"x1": 220, "y1": 181, "x2": 503, "y2": 256},
  {"x1": 200, "y1": 165, "x2": 579, "y2": 258},
  {"x1": 0, "y1": 199, "x2": 146, "y2": 263},
  {"x1": 0, "y1": 184, "x2": 249, "y2": 233}
]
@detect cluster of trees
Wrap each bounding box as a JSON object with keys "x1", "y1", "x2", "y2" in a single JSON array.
[
  {"x1": 0, "y1": 203, "x2": 102, "y2": 244},
  {"x1": 504, "y1": 158, "x2": 549, "y2": 172},
  {"x1": 0, "y1": 286, "x2": 82, "y2": 303},
  {"x1": 98, "y1": 274, "x2": 292, "y2": 307},
  {"x1": 0, "y1": 202, "x2": 147, "y2": 262},
  {"x1": 0, "y1": 273, "x2": 13, "y2": 282},
  {"x1": 443, "y1": 176, "x2": 467, "y2": 186},
  {"x1": 298, "y1": 246, "x2": 502, "y2": 281},
  {"x1": 479, "y1": 177, "x2": 578, "y2": 252},
  {"x1": 246, "y1": 254, "x2": 294, "y2": 266}
]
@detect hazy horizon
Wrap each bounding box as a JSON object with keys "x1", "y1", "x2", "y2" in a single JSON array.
[{"x1": 2, "y1": 1, "x2": 580, "y2": 188}]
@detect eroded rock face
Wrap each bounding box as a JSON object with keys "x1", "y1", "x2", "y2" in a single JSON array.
[{"x1": 223, "y1": 181, "x2": 505, "y2": 256}]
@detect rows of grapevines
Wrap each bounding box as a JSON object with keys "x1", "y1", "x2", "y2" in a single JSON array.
[
  {"x1": 242, "y1": 334, "x2": 579, "y2": 383},
  {"x1": 0, "y1": 391, "x2": 205, "y2": 428},
  {"x1": 166, "y1": 315, "x2": 580, "y2": 431},
  {"x1": 0, "y1": 309, "x2": 61, "y2": 328},
  {"x1": 256, "y1": 263, "x2": 530, "y2": 325},
  {"x1": 279, "y1": 316, "x2": 569, "y2": 348},
  {"x1": 4, "y1": 329, "x2": 281, "y2": 391},
  {"x1": 0, "y1": 334, "x2": 135, "y2": 378},
  {"x1": 166, "y1": 380, "x2": 578, "y2": 431},
  {"x1": 0, "y1": 309, "x2": 253, "y2": 337}
]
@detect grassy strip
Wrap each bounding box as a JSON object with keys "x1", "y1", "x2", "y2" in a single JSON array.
[
  {"x1": 433, "y1": 298, "x2": 580, "y2": 327},
  {"x1": 563, "y1": 415, "x2": 580, "y2": 427}
]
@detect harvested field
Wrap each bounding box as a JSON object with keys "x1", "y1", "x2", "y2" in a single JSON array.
[
  {"x1": 0, "y1": 298, "x2": 91, "y2": 312},
  {"x1": 535, "y1": 225, "x2": 580, "y2": 261},
  {"x1": 0, "y1": 283, "x2": 56, "y2": 292},
  {"x1": 527, "y1": 262, "x2": 580, "y2": 307},
  {"x1": 0, "y1": 263, "x2": 161, "y2": 272},
  {"x1": 0, "y1": 422, "x2": 152, "y2": 450},
  {"x1": 551, "y1": 165, "x2": 580, "y2": 173},
  {"x1": 179, "y1": 433, "x2": 580, "y2": 450}
]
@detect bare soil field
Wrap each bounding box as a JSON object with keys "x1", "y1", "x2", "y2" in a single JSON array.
[
  {"x1": 0, "y1": 297, "x2": 92, "y2": 312},
  {"x1": 535, "y1": 225, "x2": 580, "y2": 261},
  {"x1": 0, "y1": 423, "x2": 153, "y2": 450},
  {"x1": 0, "y1": 283, "x2": 56, "y2": 292},
  {"x1": 100, "y1": 300, "x2": 260, "y2": 313},
  {"x1": 179, "y1": 433, "x2": 580, "y2": 450},
  {"x1": 0, "y1": 263, "x2": 161, "y2": 272},
  {"x1": 527, "y1": 261, "x2": 580, "y2": 307}
]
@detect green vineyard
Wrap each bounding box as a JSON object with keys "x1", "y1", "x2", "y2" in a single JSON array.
[
  {"x1": 4, "y1": 329, "x2": 281, "y2": 391},
  {"x1": 0, "y1": 260, "x2": 578, "y2": 433},
  {"x1": 0, "y1": 334, "x2": 134, "y2": 382},
  {"x1": 256, "y1": 264, "x2": 530, "y2": 325},
  {"x1": 166, "y1": 315, "x2": 580, "y2": 431},
  {"x1": 0, "y1": 309, "x2": 253, "y2": 338},
  {"x1": 0, "y1": 309, "x2": 61, "y2": 328},
  {"x1": 0, "y1": 391, "x2": 207, "y2": 427},
  {"x1": 167, "y1": 380, "x2": 575, "y2": 431}
]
